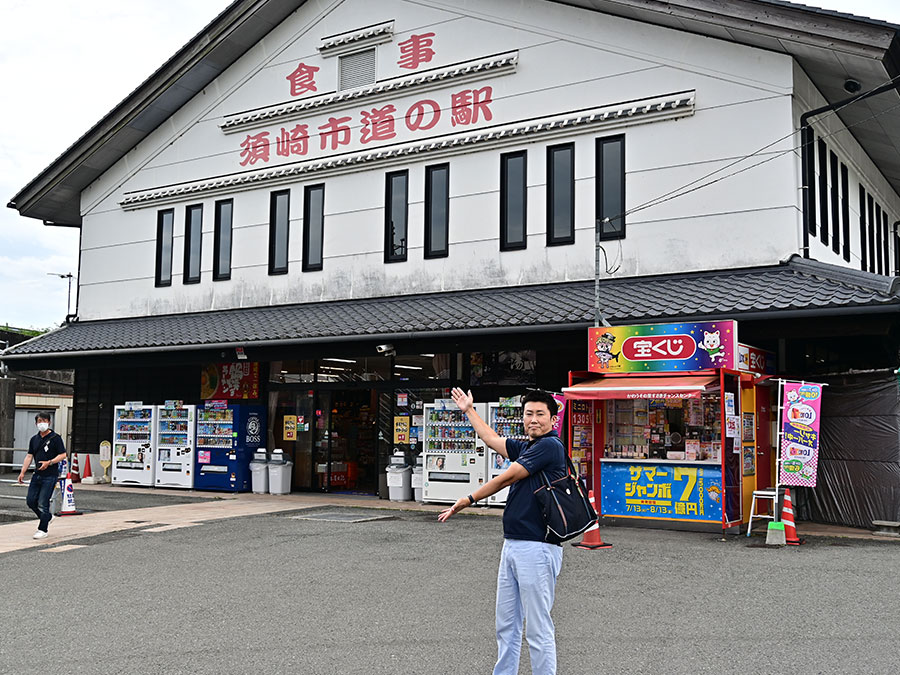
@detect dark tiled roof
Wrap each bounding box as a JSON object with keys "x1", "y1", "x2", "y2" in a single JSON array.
[{"x1": 4, "y1": 256, "x2": 899, "y2": 359}]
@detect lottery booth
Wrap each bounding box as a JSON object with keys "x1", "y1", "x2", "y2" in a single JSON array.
[{"x1": 563, "y1": 321, "x2": 776, "y2": 533}]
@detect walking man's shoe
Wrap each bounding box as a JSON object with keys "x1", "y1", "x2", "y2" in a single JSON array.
[{"x1": 33, "y1": 530, "x2": 48, "y2": 540}]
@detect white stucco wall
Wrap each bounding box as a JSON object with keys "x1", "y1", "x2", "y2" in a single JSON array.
[{"x1": 76, "y1": 0, "x2": 829, "y2": 320}]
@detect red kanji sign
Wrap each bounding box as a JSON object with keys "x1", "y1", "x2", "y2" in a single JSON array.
[
  {"x1": 239, "y1": 132, "x2": 270, "y2": 166},
  {"x1": 286, "y1": 62, "x2": 320, "y2": 96},
  {"x1": 318, "y1": 116, "x2": 353, "y2": 150},
  {"x1": 275, "y1": 124, "x2": 310, "y2": 157},
  {"x1": 397, "y1": 33, "x2": 436, "y2": 70},
  {"x1": 450, "y1": 86, "x2": 493, "y2": 127},
  {"x1": 360, "y1": 105, "x2": 397, "y2": 144}
]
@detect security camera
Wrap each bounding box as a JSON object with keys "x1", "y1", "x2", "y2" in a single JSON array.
[{"x1": 376, "y1": 343, "x2": 395, "y2": 355}]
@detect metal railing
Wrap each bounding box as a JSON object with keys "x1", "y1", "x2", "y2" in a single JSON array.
[{"x1": 0, "y1": 448, "x2": 30, "y2": 483}]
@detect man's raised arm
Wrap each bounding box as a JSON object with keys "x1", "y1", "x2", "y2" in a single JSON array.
[{"x1": 450, "y1": 387, "x2": 508, "y2": 457}]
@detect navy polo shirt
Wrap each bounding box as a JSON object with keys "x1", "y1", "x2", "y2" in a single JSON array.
[
  {"x1": 28, "y1": 431, "x2": 66, "y2": 477},
  {"x1": 502, "y1": 430, "x2": 567, "y2": 543}
]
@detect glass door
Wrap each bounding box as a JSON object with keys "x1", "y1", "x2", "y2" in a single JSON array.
[{"x1": 269, "y1": 389, "x2": 316, "y2": 490}]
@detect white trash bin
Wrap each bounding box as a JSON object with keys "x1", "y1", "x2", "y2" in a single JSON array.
[
  {"x1": 250, "y1": 449, "x2": 269, "y2": 494},
  {"x1": 268, "y1": 450, "x2": 293, "y2": 495},
  {"x1": 411, "y1": 466, "x2": 423, "y2": 502},
  {"x1": 386, "y1": 465, "x2": 412, "y2": 501}
]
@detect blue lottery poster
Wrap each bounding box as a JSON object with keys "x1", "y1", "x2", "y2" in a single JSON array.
[{"x1": 600, "y1": 462, "x2": 723, "y2": 522}]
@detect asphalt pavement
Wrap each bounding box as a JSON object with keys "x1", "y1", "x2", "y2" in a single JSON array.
[{"x1": 1, "y1": 494, "x2": 898, "y2": 675}]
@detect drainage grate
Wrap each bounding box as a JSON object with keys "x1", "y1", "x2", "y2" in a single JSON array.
[{"x1": 291, "y1": 510, "x2": 395, "y2": 524}]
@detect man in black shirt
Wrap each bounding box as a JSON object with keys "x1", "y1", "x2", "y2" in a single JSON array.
[{"x1": 18, "y1": 412, "x2": 67, "y2": 539}]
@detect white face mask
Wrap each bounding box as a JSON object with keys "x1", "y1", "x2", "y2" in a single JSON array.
[{"x1": 36, "y1": 422, "x2": 50, "y2": 433}]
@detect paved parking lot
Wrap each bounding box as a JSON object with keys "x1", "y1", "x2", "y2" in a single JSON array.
[{"x1": 1, "y1": 494, "x2": 898, "y2": 675}]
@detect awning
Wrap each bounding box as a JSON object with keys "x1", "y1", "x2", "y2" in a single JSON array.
[{"x1": 563, "y1": 375, "x2": 719, "y2": 400}]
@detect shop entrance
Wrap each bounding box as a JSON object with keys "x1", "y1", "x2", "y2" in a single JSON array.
[{"x1": 318, "y1": 389, "x2": 379, "y2": 494}]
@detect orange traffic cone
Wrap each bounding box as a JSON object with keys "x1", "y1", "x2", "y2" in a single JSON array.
[
  {"x1": 81, "y1": 454, "x2": 93, "y2": 481},
  {"x1": 572, "y1": 490, "x2": 612, "y2": 549},
  {"x1": 783, "y1": 488, "x2": 804, "y2": 546},
  {"x1": 70, "y1": 453, "x2": 81, "y2": 483},
  {"x1": 58, "y1": 472, "x2": 83, "y2": 516}
]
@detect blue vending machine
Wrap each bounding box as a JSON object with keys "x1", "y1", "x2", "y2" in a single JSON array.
[{"x1": 194, "y1": 403, "x2": 266, "y2": 492}]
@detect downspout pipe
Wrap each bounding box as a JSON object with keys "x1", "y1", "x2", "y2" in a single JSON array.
[{"x1": 800, "y1": 79, "x2": 900, "y2": 258}]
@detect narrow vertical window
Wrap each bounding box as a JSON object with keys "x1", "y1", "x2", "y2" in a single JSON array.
[
  {"x1": 547, "y1": 143, "x2": 575, "y2": 246},
  {"x1": 806, "y1": 127, "x2": 817, "y2": 236},
  {"x1": 875, "y1": 203, "x2": 884, "y2": 274},
  {"x1": 818, "y1": 138, "x2": 828, "y2": 245},
  {"x1": 829, "y1": 151, "x2": 839, "y2": 254},
  {"x1": 425, "y1": 164, "x2": 450, "y2": 259},
  {"x1": 841, "y1": 163, "x2": 850, "y2": 262},
  {"x1": 183, "y1": 205, "x2": 202, "y2": 285},
  {"x1": 268, "y1": 190, "x2": 290, "y2": 275},
  {"x1": 894, "y1": 222, "x2": 900, "y2": 275},
  {"x1": 867, "y1": 194, "x2": 876, "y2": 271},
  {"x1": 385, "y1": 170, "x2": 408, "y2": 263},
  {"x1": 881, "y1": 208, "x2": 889, "y2": 275},
  {"x1": 303, "y1": 184, "x2": 325, "y2": 272},
  {"x1": 859, "y1": 185, "x2": 867, "y2": 271},
  {"x1": 213, "y1": 199, "x2": 233, "y2": 281},
  {"x1": 155, "y1": 209, "x2": 174, "y2": 287},
  {"x1": 500, "y1": 151, "x2": 527, "y2": 251},
  {"x1": 596, "y1": 135, "x2": 626, "y2": 240}
]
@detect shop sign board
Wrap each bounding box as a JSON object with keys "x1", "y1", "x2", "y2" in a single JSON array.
[
  {"x1": 737, "y1": 343, "x2": 776, "y2": 375},
  {"x1": 551, "y1": 394, "x2": 566, "y2": 431},
  {"x1": 200, "y1": 362, "x2": 260, "y2": 399},
  {"x1": 600, "y1": 463, "x2": 723, "y2": 522},
  {"x1": 588, "y1": 321, "x2": 737, "y2": 373},
  {"x1": 779, "y1": 381, "x2": 824, "y2": 487},
  {"x1": 394, "y1": 416, "x2": 410, "y2": 444}
]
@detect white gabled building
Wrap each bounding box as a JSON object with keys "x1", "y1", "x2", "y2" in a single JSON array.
[{"x1": 5, "y1": 0, "x2": 900, "y2": 526}]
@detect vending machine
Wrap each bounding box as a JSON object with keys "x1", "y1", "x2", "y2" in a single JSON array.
[
  {"x1": 487, "y1": 399, "x2": 528, "y2": 506},
  {"x1": 194, "y1": 404, "x2": 266, "y2": 492},
  {"x1": 155, "y1": 403, "x2": 196, "y2": 489},
  {"x1": 112, "y1": 404, "x2": 156, "y2": 486},
  {"x1": 422, "y1": 399, "x2": 487, "y2": 504}
]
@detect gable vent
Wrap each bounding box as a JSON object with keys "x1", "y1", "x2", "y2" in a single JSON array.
[{"x1": 339, "y1": 48, "x2": 377, "y2": 91}]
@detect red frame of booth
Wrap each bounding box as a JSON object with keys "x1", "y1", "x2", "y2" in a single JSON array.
[{"x1": 565, "y1": 370, "x2": 750, "y2": 529}]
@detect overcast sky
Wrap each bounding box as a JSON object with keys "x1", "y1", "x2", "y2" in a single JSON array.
[{"x1": 1, "y1": 0, "x2": 900, "y2": 331}]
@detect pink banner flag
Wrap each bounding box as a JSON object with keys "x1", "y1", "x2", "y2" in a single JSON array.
[{"x1": 779, "y1": 381, "x2": 824, "y2": 487}]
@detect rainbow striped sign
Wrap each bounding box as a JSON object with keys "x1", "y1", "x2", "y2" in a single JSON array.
[{"x1": 588, "y1": 321, "x2": 737, "y2": 373}]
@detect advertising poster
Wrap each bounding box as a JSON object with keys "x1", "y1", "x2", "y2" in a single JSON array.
[
  {"x1": 742, "y1": 446, "x2": 755, "y2": 476},
  {"x1": 742, "y1": 412, "x2": 755, "y2": 442},
  {"x1": 551, "y1": 393, "x2": 566, "y2": 431},
  {"x1": 283, "y1": 415, "x2": 297, "y2": 441},
  {"x1": 394, "y1": 416, "x2": 410, "y2": 443},
  {"x1": 737, "y1": 343, "x2": 776, "y2": 375},
  {"x1": 588, "y1": 321, "x2": 737, "y2": 373},
  {"x1": 200, "y1": 362, "x2": 260, "y2": 399},
  {"x1": 779, "y1": 381, "x2": 824, "y2": 487},
  {"x1": 600, "y1": 463, "x2": 723, "y2": 522}
]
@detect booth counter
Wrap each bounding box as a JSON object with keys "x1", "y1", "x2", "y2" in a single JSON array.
[{"x1": 563, "y1": 321, "x2": 776, "y2": 532}]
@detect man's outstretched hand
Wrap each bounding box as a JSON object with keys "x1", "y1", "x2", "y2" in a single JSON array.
[{"x1": 451, "y1": 387, "x2": 473, "y2": 413}]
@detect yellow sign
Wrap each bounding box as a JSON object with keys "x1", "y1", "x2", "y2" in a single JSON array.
[
  {"x1": 393, "y1": 416, "x2": 410, "y2": 444},
  {"x1": 283, "y1": 415, "x2": 297, "y2": 441}
]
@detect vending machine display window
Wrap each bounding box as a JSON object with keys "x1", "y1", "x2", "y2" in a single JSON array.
[
  {"x1": 112, "y1": 405, "x2": 156, "y2": 486},
  {"x1": 156, "y1": 404, "x2": 196, "y2": 489},
  {"x1": 486, "y1": 401, "x2": 526, "y2": 506},
  {"x1": 421, "y1": 401, "x2": 487, "y2": 504}
]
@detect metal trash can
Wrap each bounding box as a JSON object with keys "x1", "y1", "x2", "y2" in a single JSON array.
[
  {"x1": 411, "y1": 466, "x2": 423, "y2": 502},
  {"x1": 250, "y1": 449, "x2": 269, "y2": 494},
  {"x1": 268, "y1": 450, "x2": 293, "y2": 495}
]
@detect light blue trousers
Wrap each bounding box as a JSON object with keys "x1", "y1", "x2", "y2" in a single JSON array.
[{"x1": 493, "y1": 539, "x2": 563, "y2": 675}]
